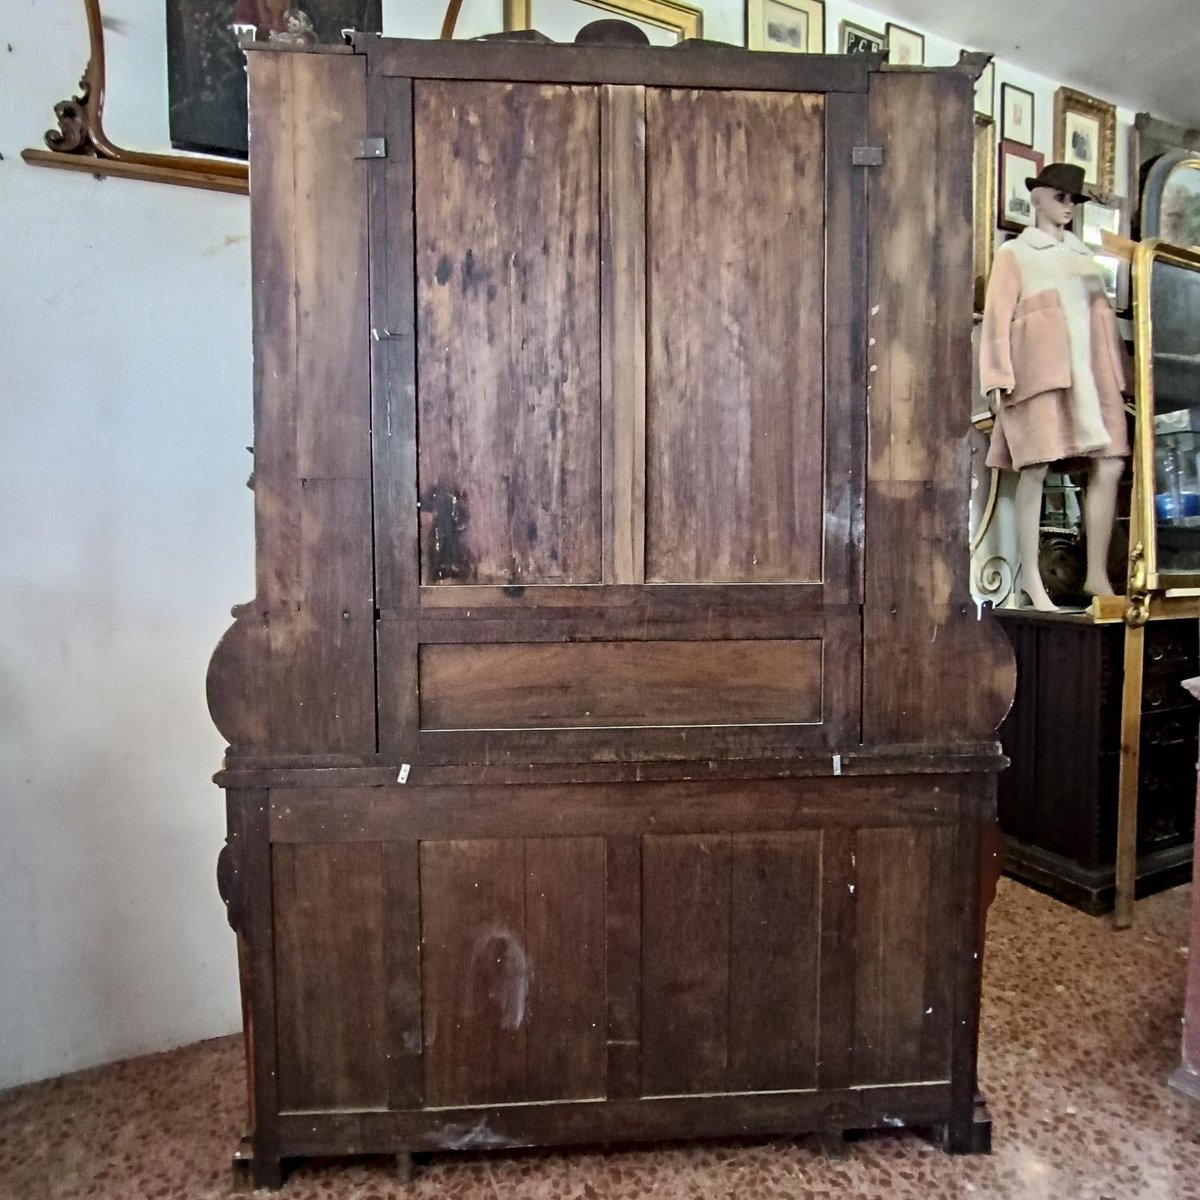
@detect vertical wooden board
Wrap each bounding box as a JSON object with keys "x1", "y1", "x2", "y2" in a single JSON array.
[
  {"x1": 383, "y1": 841, "x2": 423, "y2": 1109},
  {"x1": 605, "y1": 835, "x2": 642, "y2": 1098},
  {"x1": 919, "y1": 824, "x2": 958, "y2": 1079},
  {"x1": 247, "y1": 51, "x2": 300, "y2": 607},
  {"x1": 420, "y1": 839, "x2": 528, "y2": 1105},
  {"x1": 645, "y1": 88, "x2": 826, "y2": 584},
  {"x1": 600, "y1": 84, "x2": 647, "y2": 585},
  {"x1": 852, "y1": 827, "x2": 937, "y2": 1085},
  {"x1": 291, "y1": 53, "x2": 371, "y2": 483},
  {"x1": 414, "y1": 80, "x2": 602, "y2": 585},
  {"x1": 640, "y1": 835, "x2": 731, "y2": 1095},
  {"x1": 273, "y1": 843, "x2": 388, "y2": 1110},
  {"x1": 817, "y1": 826, "x2": 857, "y2": 1089},
  {"x1": 863, "y1": 71, "x2": 1014, "y2": 744},
  {"x1": 823, "y1": 92, "x2": 868, "y2": 604},
  {"x1": 525, "y1": 838, "x2": 607, "y2": 1100},
  {"x1": 727, "y1": 832, "x2": 821, "y2": 1091}
]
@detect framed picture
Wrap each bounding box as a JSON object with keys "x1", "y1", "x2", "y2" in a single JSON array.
[
  {"x1": 1054, "y1": 86, "x2": 1117, "y2": 192},
  {"x1": 840, "y1": 20, "x2": 884, "y2": 55},
  {"x1": 1001, "y1": 83, "x2": 1035, "y2": 147},
  {"x1": 885, "y1": 22, "x2": 924, "y2": 66},
  {"x1": 975, "y1": 60, "x2": 995, "y2": 118},
  {"x1": 747, "y1": 0, "x2": 824, "y2": 53},
  {"x1": 998, "y1": 141, "x2": 1044, "y2": 232},
  {"x1": 1077, "y1": 195, "x2": 1131, "y2": 308},
  {"x1": 974, "y1": 115, "x2": 997, "y2": 313}
]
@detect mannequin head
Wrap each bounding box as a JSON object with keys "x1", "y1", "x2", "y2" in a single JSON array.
[{"x1": 1031, "y1": 186, "x2": 1078, "y2": 234}]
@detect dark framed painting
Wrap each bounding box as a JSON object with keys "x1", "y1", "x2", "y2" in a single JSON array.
[{"x1": 166, "y1": 1, "x2": 382, "y2": 159}]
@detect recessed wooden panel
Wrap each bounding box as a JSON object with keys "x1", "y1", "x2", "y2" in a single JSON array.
[
  {"x1": 728, "y1": 832, "x2": 822, "y2": 1091},
  {"x1": 853, "y1": 826, "x2": 956, "y2": 1084},
  {"x1": 420, "y1": 837, "x2": 607, "y2": 1107},
  {"x1": 641, "y1": 835, "x2": 732, "y2": 1095},
  {"x1": 414, "y1": 80, "x2": 602, "y2": 586},
  {"x1": 418, "y1": 639, "x2": 822, "y2": 730},
  {"x1": 645, "y1": 88, "x2": 826, "y2": 584},
  {"x1": 273, "y1": 843, "x2": 388, "y2": 1110}
]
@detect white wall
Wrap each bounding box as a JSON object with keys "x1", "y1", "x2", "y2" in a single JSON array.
[{"x1": 0, "y1": 0, "x2": 1150, "y2": 1091}]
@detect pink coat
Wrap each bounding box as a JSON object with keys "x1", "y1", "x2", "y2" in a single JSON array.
[{"x1": 981, "y1": 229, "x2": 1129, "y2": 471}]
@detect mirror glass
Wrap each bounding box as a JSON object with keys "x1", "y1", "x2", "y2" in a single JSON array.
[
  {"x1": 1160, "y1": 162, "x2": 1200, "y2": 247},
  {"x1": 1150, "y1": 254, "x2": 1200, "y2": 574}
]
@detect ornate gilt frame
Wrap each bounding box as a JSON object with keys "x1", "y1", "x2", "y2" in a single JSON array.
[
  {"x1": 1132, "y1": 236, "x2": 1200, "y2": 591},
  {"x1": 21, "y1": 0, "x2": 248, "y2": 194},
  {"x1": 1053, "y1": 85, "x2": 1116, "y2": 193},
  {"x1": 502, "y1": 0, "x2": 702, "y2": 39}
]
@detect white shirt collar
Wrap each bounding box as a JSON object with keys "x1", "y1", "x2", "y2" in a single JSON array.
[{"x1": 1019, "y1": 226, "x2": 1091, "y2": 255}]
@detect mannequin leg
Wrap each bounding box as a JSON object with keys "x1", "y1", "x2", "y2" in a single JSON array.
[
  {"x1": 1083, "y1": 457, "x2": 1125, "y2": 597},
  {"x1": 1014, "y1": 464, "x2": 1058, "y2": 611}
]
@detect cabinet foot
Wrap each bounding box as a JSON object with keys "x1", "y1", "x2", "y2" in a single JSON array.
[
  {"x1": 936, "y1": 1096, "x2": 992, "y2": 1155},
  {"x1": 231, "y1": 1138, "x2": 285, "y2": 1191},
  {"x1": 395, "y1": 1152, "x2": 417, "y2": 1183}
]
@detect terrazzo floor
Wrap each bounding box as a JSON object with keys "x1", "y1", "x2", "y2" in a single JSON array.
[{"x1": 2, "y1": 879, "x2": 1199, "y2": 1200}]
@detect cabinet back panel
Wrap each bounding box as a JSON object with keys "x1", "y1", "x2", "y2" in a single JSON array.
[{"x1": 413, "y1": 81, "x2": 602, "y2": 586}]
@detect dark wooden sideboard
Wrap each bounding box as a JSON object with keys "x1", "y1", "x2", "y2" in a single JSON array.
[
  {"x1": 207, "y1": 35, "x2": 1016, "y2": 1188},
  {"x1": 995, "y1": 609, "x2": 1196, "y2": 913}
]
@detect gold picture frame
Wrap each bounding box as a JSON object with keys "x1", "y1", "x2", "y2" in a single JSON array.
[
  {"x1": 1054, "y1": 86, "x2": 1117, "y2": 192},
  {"x1": 503, "y1": 0, "x2": 702, "y2": 40},
  {"x1": 973, "y1": 114, "x2": 996, "y2": 313},
  {"x1": 747, "y1": 0, "x2": 825, "y2": 54}
]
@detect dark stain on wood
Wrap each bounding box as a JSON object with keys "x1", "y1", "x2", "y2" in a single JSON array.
[{"x1": 421, "y1": 485, "x2": 475, "y2": 582}]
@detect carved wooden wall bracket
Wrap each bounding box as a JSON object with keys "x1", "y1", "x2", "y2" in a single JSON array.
[{"x1": 22, "y1": 0, "x2": 249, "y2": 195}]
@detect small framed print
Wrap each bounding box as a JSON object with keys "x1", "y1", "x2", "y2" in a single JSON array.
[
  {"x1": 885, "y1": 21, "x2": 924, "y2": 66},
  {"x1": 747, "y1": 0, "x2": 825, "y2": 53},
  {"x1": 1054, "y1": 86, "x2": 1116, "y2": 191},
  {"x1": 998, "y1": 140, "x2": 1044, "y2": 232},
  {"x1": 1077, "y1": 196, "x2": 1130, "y2": 308},
  {"x1": 840, "y1": 20, "x2": 883, "y2": 55},
  {"x1": 1001, "y1": 83, "x2": 1035, "y2": 147},
  {"x1": 973, "y1": 115, "x2": 997, "y2": 313},
  {"x1": 975, "y1": 60, "x2": 995, "y2": 118}
]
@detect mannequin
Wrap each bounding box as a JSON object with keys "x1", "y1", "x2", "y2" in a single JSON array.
[{"x1": 980, "y1": 163, "x2": 1130, "y2": 612}]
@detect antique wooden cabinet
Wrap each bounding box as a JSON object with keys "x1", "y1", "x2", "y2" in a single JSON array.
[{"x1": 207, "y1": 33, "x2": 1016, "y2": 1188}]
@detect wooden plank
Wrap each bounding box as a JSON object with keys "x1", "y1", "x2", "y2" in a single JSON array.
[
  {"x1": 414, "y1": 583, "x2": 833, "y2": 611},
  {"x1": 271, "y1": 779, "x2": 965, "y2": 845},
  {"x1": 417, "y1": 639, "x2": 823, "y2": 729},
  {"x1": 645, "y1": 88, "x2": 826, "y2": 584},
  {"x1": 862, "y1": 70, "x2": 1015, "y2": 745},
  {"x1": 273, "y1": 843, "x2": 389, "y2": 1110},
  {"x1": 641, "y1": 835, "x2": 731, "y2": 1095},
  {"x1": 919, "y1": 825, "x2": 958, "y2": 1079},
  {"x1": 1115, "y1": 622, "x2": 1146, "y2": 928},
  {"x1": 275, "y1": 1080, "x2": 954, "y2": 1155},
  {"x1": 383, "y1": 842, "x2": 423, "y2": 1109},
  {"x1": 605, "y1": 836, "x2": 642, "y2": 1098},
  {"x1": 817, "y1": 825, "x2": 857, "y2": 1089},
  {"x1": 369, "y1": 76, "x2": 420, "y2": 760},
  {"x1": 413, "y1": 80, "x2": 601, "y2": 586},
  {"x1": 524, "y1": 839, "x2": 607, "y2": 1100},
  {"x1": 420, "y1": 840, "x2": 528, "y2": 1105},
  {"x1": 600, "y1": 84, "x2": 647, "y2": 585},
  {"x1": 823, "y1": 91, "x2": 868, "y2": 605},
  {"x1": 727, "y1": 832, "x2": 822, "y2": 1091},
  {"x1": 239, "y1": 51, "x2": 376, "y2": 756},
  {"x1": 364, "y1": 37, "x2": 879, "y2": 94},
  {"x1": 852, "y1": 828, "x2": 935, "y2": 1085}
]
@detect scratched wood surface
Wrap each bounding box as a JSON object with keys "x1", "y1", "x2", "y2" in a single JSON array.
[
  {"x1": 420, "y1": 838, "x2": 607, "y2": 1106},
  {"x1": 644, "y1": 88, "x2": 826, "y2": 584},
  {"x1": 413, "y1": 80, "x2": 602, "y2": 586},
  {"x1": 207, "y1": 51, "x2": 374, "y2": 756},
  {"x1": 862, "y1": 71, "x2": 1015, "y2": 743}
]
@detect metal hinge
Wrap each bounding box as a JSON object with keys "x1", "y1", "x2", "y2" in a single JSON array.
[
  {"x1": 852, "y1": 145, "x2": 884, "y2": 166},
  {"x1": 354, "y1": 137, "x2": 387, "y2": 159}
]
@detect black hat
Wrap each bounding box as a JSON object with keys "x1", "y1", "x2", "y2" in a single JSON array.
[{"x1": 1025, "y1": 162, "x2": 1089, "y2": 203}]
